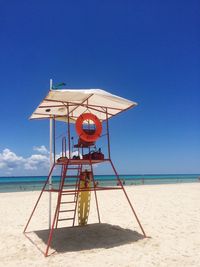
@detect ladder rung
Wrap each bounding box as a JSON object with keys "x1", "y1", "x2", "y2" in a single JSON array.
[
  {"x1": 62, "y1": 192, "x2": 76, "y2": 196},
  {"x1": 67, "y1": 168, "x2": 81, "y2": 170},
  {"x1": 61, "y1": 201, "x2": 76, "y2": 204},
  {"x1": 63, "y1": 184, "x2": 77, "y2": 187},
  {"x1": 59, "y1": 209, "x2": 75, "y2": 213},
  {"x1": 65, "y1": 175, "x2": 80, "y2": 178},
  {"x1": 58, "y1": 218, "x2": 74, "y2": 221}
]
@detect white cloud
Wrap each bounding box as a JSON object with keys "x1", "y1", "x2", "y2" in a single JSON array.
[
  {"x1": 0, "y1": 147, "x2": 49, "y2": 174},
  {"x1": 24, "y1": 154, "x2": 49, "y2": 170},
  {"x1": 0, "y1": 147, "x2": 82, "y2": 175},
  {"x1": 0, "y1": 148, "x2": 25, "y2": 170},
  {"x1": 33, "y1": 145, "x2": 49, "y2": 154},
  {"x1": 0, "y1": 162, "x2": 6, "y2": 168}
]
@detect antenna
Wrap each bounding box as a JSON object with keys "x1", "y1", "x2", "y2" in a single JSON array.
[{"x1": 50, "y1": 79, "x2": 53, "y2": 90}]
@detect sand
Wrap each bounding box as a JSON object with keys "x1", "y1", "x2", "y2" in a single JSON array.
[{"x1": 0, "y1": 183, "x2": 200, "y2": 267}]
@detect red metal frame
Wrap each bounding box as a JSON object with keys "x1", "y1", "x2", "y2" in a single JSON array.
[
  {"x1": 45, "y1": 163, "x2": 69, "y2": 256},
  {"x1": 24, "y1": 102, "x2": 146, "y2": 257},
  {"x1": 23, "y1": 163, "x2": 55, "y2": 233}
]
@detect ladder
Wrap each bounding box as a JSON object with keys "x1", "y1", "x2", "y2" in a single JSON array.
[{"x1": 55, "y1": 165, "x2": 82, "y2": 228}]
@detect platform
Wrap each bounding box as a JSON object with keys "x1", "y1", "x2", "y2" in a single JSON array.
[{"x1": 56, "y1": 158, "x2": 110, "y2": 165}]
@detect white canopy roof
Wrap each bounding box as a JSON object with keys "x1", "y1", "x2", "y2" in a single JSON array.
[{"x1": 30, "y1": 89, "x2": 137, "y2": 123}]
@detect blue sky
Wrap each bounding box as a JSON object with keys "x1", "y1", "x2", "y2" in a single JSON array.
[{"x1": 0, "y1": 0, "x2": 199, "y2": 176}]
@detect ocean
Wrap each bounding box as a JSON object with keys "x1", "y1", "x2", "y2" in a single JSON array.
[{"x1": 0, "y1": 174, "x2": 199, "y2": 193}]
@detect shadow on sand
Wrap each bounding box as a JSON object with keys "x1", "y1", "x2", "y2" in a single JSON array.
[{"x1": 33, "y1": 223, "x2": 144, "y2": 253}]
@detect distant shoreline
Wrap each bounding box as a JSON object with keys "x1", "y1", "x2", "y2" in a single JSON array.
[
  {"x1": 0, "y1": 174, "x2": 199, "y2": 193},
  {"x1": 0, "y1": 173, "x2": 200, "y2": 178}
]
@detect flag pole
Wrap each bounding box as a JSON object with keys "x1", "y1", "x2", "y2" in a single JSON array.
[{"x1": 49, "y1": 79, "x2": 53, "y2": 229}]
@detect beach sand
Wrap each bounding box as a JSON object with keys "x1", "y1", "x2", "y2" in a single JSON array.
[{"x1": 0, "y1": 183, "x2": 200, "y2": 267}]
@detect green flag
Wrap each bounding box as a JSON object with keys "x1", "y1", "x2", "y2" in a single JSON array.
[{"x1": 52, "y1": 82, "x2": 66, "y2": 89}]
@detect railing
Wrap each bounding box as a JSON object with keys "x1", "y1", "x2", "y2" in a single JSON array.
[{"x1": 62, "y1": 137, "x2": 67, "y2": 158}]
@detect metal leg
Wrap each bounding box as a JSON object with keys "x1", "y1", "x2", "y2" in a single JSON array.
[
  {"x1": 23, "y1": 164, "x2": 55, "y2": 233},
  {"x1": 55, "y1": 165, "x2": 65, "y2": 229},
  {"x1": 90, "y1": 160, "x2": 101, "y2": 223},
  {"x1": 72, "y1": 164, "x2": 82, "y2": 226},
  {"x1": 109, "y1": 159, "x2": 146, "y2": 237}
]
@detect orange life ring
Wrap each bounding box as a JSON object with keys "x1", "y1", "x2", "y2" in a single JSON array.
[{"x1": 75, "y1": 113, "x2": 102, "y2": 142}]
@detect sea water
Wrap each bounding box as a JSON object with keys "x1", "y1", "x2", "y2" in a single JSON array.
[{"x1": 0, "y1": 174, "x2": 199, "y2": 193}]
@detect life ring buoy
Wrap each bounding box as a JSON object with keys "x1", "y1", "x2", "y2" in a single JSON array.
[{"x1": 75, "y1": 113, "x2": 102, "y2": 142}]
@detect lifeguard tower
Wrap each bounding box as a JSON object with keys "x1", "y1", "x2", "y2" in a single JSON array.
[{"x1": 24, "y1": 81, "x2": 146, "y2": 256}]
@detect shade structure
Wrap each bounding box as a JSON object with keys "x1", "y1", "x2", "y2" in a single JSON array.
[
  {"x1": 30, "y1": 89, "x2": 137, "y2": 122},
  {"x1": 24, "y1": 87, "x2": 147, "y2": 257}
]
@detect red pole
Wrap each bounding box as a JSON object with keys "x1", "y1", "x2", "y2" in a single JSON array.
[
  {"x1": 23, "y1": 164, "x2": 55, "y2": 233},
  {"x1": 53, "y1": 117, "x2": 56, "y2": 164},
  {"x1": 72, "y1": 164, "x2": 82, "y2": 226},
  {"x1": 62, "y1": 137, "x2": 66, "y2": 157},
  {"x1": 106, "y1": 109, "x2": 111, "y2": 159},
  {"x1": 90, "y1": 159, "x2": 101, "y2": 223},
  {"x1": 55, "y1": 164, "x2": 65, "y2": 229},
  {"x1": 109, "y1": 159, "x2": 146, "y2": 237},
  {"x1": 67, "y1": 104, "x2": 71, "y2": 158}
]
